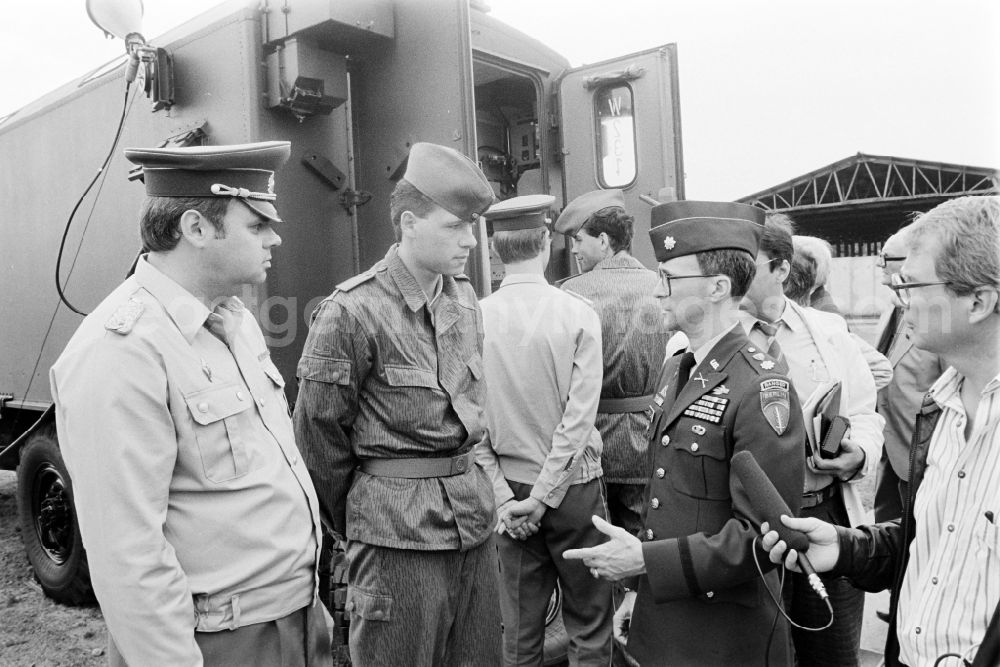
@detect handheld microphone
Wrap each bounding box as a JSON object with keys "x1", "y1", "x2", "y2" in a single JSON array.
[{"x1": 731, "y1": 450, "x2": 828, "y2": 601}]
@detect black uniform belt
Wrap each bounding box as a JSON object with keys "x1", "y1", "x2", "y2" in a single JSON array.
[
  {"x1": 800, "y1": 483, "x2": 839, "y2": 509},
  {"x1": 358, "y1": 450, "x2": 473, "y2": 479},
  {"x1": 598, "y1": 394, "x2": 656, "y2": 414}
]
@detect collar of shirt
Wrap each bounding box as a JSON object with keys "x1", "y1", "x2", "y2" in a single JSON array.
[
  {"x1": 498, "y1": 273, "x2": 549, "y2": 288},
  {"x1": 692, "y1": 322, "x2": 740, "y2": 367},
  {"x1": 591, "y1": 251, "x2": 645, "y2": 272},
  {"x1": 133, "y1": 256, "x2": 213, "y2": 344},
  {"x1": 928, "y1": 366, "x2": 1000, "y2": 413},
  {"x1": 772, "y1": 296, "x2": 805, "y2": 332},
  {"x1": 385, "y1": 244, "x2": 457, "y2": 313}
]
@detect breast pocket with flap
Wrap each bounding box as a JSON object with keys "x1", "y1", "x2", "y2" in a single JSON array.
[{"x1": 184, "y1": 383, "x2": 254, "y2": 483}]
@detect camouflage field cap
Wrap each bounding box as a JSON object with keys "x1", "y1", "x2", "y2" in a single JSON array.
[
  {"x1": 553, "y1": 189, "x2": 626, "y2": 236},
  {"x1": 649, "y1": 200, "x2": 764, "y2": 263},
  {"x1": 403, "y1": 142, "x2": 495, "y2": 223},
  {"x1": 124, "y1": 141, "x2": 291, "y2": 223}
]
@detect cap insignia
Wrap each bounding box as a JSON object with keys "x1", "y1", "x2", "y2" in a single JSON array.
[{"x1": 663, "y1": 236, "x2": 677, "y2": 251}]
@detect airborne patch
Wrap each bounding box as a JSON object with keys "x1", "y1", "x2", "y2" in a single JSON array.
[
  {"x1": 759, "y1": 378, "x2": 791, "y2": 435},
  {"x1": 682, "y1": 395, "x2": 730, "y2": 424}
]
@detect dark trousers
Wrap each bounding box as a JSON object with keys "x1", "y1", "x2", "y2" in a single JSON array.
[
  {"x1": 498, "y1": 478, "x2": 613, "y2": 666},
  {"x1": 873, "y1": 449, "x2": 909, "y2": 523},
  {"x1": 785, "y1": 487, "x2": 864, "y2": 666},
  {"x1": 108, "y1": 597, "x2": 331, "y2": 667},
  {"x1": 605, "y1": 482, "x2": 645, "y2": 537},
  {"x1": 345, "y1": 538, "x2": 502, "y2": 667}
]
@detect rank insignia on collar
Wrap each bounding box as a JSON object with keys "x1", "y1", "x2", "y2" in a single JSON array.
[
  {"x1": 709, "y1": 359, "x2": 720, "y2": 370},
  {"x1": 712, "y1": 385, "x2": 730, "y2": 395},
  {"x1": 201, "y1": 358, "x2": 213, "y2": 382},
  {"x1": 663, "y1": 236, "x2": 677, "y2": 251},
  {"x1": 761, "y1": 360, "x2": 775, "y2": 370},
  {"x1": 759, "y1": 378, "x2": 791, "y2": 435}
]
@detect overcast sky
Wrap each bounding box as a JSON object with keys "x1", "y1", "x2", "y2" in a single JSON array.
[{"x1": 2, "y1": 0, "x2": 997, "y2": 200}]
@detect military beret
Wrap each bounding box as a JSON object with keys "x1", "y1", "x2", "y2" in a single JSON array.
[
  {"x1": 484, "y1": 194, "x2": 555, "y2": 232},
  {"x1": 648, "y1": 200, "x2": 764, "y2": 263},
  {"x1": 553, "y1": 189, "x2": 626, "y2": 236},
  {"x1": 403, "y1": 142, "x2": 495, "y2": 223},
  {"x1": 124, "y1": 141, "x2": 291, "y2": 223}
]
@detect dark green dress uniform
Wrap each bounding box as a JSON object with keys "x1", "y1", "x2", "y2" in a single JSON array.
[
  {"x1": 628, "y1": 327, "x2": 805, "y2": 665},
  {"x1": 626, "y1": 201, "x2": 806, "y2": 666}
]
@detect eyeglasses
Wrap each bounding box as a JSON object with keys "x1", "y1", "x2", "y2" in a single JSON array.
[
  {"x1": 888, "y1": 272, "x2": 952, "y2": 307},
  {"x1": 876, "y1": 252, "x2": 907, "y2": 268},
  {"x1": 756, "y1": 257, "x2": 779, "y2": 268},
  {"x1": 657, "y1": 270, "x2": 721, "y2": 296}
]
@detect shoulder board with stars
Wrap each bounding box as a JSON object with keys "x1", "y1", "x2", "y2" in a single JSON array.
[
  {"x1": 104, "y1": 298, "x2": 145, "y2": 335},
  {"x1": 682, "y1": 394, "x2": 730, "y2": 424},
  {"x1": 739, "y1": 345, "x2": 778, "y2": 374}
]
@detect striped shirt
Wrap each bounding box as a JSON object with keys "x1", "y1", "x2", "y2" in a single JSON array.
[{"x1": 897, "y1": 367, "x2": 1000, "y2": 665}]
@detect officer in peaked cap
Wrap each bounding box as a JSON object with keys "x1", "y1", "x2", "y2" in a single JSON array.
[
  {"x1": 50, "y1": 141, "x2": 331, "y2": 666},
  {"x1": 565, "y1": 200, "x2": 805, "y2": 666},
  {"x1": 293, "y1": 142, "x2": 503, "y2": 665},
  {"x1": 477, "y1": 193, "x2": 613, "y2": 665},
  {"x1": 554, "y1": 189, "x2": 673, "y2": 548}
]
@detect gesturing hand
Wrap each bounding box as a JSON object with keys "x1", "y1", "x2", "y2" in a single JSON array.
[{"x1": 563, "y1": 515, "x2": 645, "y2": 581}]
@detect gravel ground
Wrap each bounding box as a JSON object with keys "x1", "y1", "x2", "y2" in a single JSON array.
[{"x1": 0, "y1": 470, "x2": 106, "y2": 667}]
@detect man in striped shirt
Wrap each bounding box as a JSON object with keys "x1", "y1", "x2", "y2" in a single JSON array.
[{"x1": 760, "y1": 195, "x2": 1000, "y2": 667}]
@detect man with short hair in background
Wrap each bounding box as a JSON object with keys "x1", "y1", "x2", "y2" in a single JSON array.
[
  {"x1": 294, "y1": 142, "x2": 502, "y2": 666},
  {"x1": 872, "y1": 225, "x2": 944, "y2": 522},
  {"x1": 554, "y1": 190, "x2": 670, "y2": 539},
  {"x1": 477, "y1": 194, "x2": 613, "y2": 665}
]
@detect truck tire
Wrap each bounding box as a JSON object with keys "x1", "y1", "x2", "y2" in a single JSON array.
[{"x1": 16, "y1": 426, "x2": 93, "y2": 605}]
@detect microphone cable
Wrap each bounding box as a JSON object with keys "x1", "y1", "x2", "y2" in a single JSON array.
[{"x1": 752, "y1": 536, "x2": 834, "y2": 632}]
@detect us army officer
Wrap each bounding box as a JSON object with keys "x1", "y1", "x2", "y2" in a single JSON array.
[{"x1": 565, "y1": 201, "x2": 805, "y2": 665}]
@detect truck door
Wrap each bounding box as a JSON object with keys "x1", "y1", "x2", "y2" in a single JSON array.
[
  {"x1": 558, "y1": 45, "x2": 684, "y2": 270},
  {"x1": 349, "y1": 0, "x2": 485, "y2": 288}
]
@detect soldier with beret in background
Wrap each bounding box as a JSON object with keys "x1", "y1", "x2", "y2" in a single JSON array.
[
  {"x1": 565, "y1": 201, "x2": 805, "y2": 666},
  {"x1": 293, "y1": 142, "x2": 502, "y2": 666},
  {"x1": 554, "y1": 190, "x2": 671, "y2": 543},
  {"x1": 50, "y1": 142, "x2": 331, "y2": 666},
  {"x1": 476, "y1": 194, "x2": 613, "y2": 665}
]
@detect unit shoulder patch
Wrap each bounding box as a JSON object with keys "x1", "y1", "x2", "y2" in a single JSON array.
[
  {"x1": 759, "y1": 378, "x2": 791, "y2": 435},
  {"x1": 104, "y1": 298, "x2": 145, "y2": 335}
]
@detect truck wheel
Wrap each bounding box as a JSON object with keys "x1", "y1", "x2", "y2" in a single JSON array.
[
  {"x1": 16, "y1": 427, "x2": 93, "y2": 605},
  {"x1": 543, "y1": 581, "x2": 569, "y2": 666}
]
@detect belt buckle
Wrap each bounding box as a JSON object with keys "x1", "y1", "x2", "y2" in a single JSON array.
[{"x1": 450, "y1": 452, "x2": 468, "y2": 475}]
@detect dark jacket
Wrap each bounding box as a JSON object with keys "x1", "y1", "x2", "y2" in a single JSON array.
[
  {"x1": 832, "y1": 394, "x2": 999, "y2": 667},
  {"x1": 628, "y1": 327, "x2": 805, "y2": 666}
]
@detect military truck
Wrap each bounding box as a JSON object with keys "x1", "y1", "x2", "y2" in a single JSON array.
[{"x1": 0, "y1": 0, "x2": 682, "y2": 658}]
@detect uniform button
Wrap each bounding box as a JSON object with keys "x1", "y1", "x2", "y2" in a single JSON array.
[
  {"x1": 656, "y1": 468, "x2": 665, "y2": 479},
  {"x1": 690, "y1": 443, "x2": 699, "y2": 452},
  {"x1": 258, "y1": 398, "x2": 266, "y2": 407},
  {"x1": 198, "y1": 402, "x2": 209, "y2": 413},
  {"x1": 661, "y1": 435, "x2": 670, "y2": 446},
  {"x1": 957, "y1": 470, "x2": 966, "y2": 478},
  {"x1": 650, "y1": 498, "x2": 660, "y2": 509},
  {"x1": 931, "y1": 577, "x2": 938, "y2": 585},
  {"x1": 236, "y1": 391, "x2": 245, "y2": 401},
  {"x1": 915, "y1": 626, "x2": 921, "y2": 635},
  {"x1": 947, "y1": 524, "x2": 955, "y2": 532},
  {"x1": 291, "y1": 455, "x2": 299, "y2": 465},
  {"x1": 705, "y1": 591, "x2": 714, "y2": 598},
  {"x1": 370, "y1": 610, "x2": 384, "y2": 620},
  {"x1": 645, "y1": 529, "x2": 654, "y2": 540}
]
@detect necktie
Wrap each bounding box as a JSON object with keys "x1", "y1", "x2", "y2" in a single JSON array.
[
  {"x1": 204, "y1": 301, "x2": 243, "y2": 346},
  {"x1": 674, "y1": 352, "x2": 697, "y2": 398},
  {"x1": 752, "y1": 320, "x2": 790, "y2": 374},
  {"x1": 875, "y1": 306, "x2": 901, "y2": 356}
]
